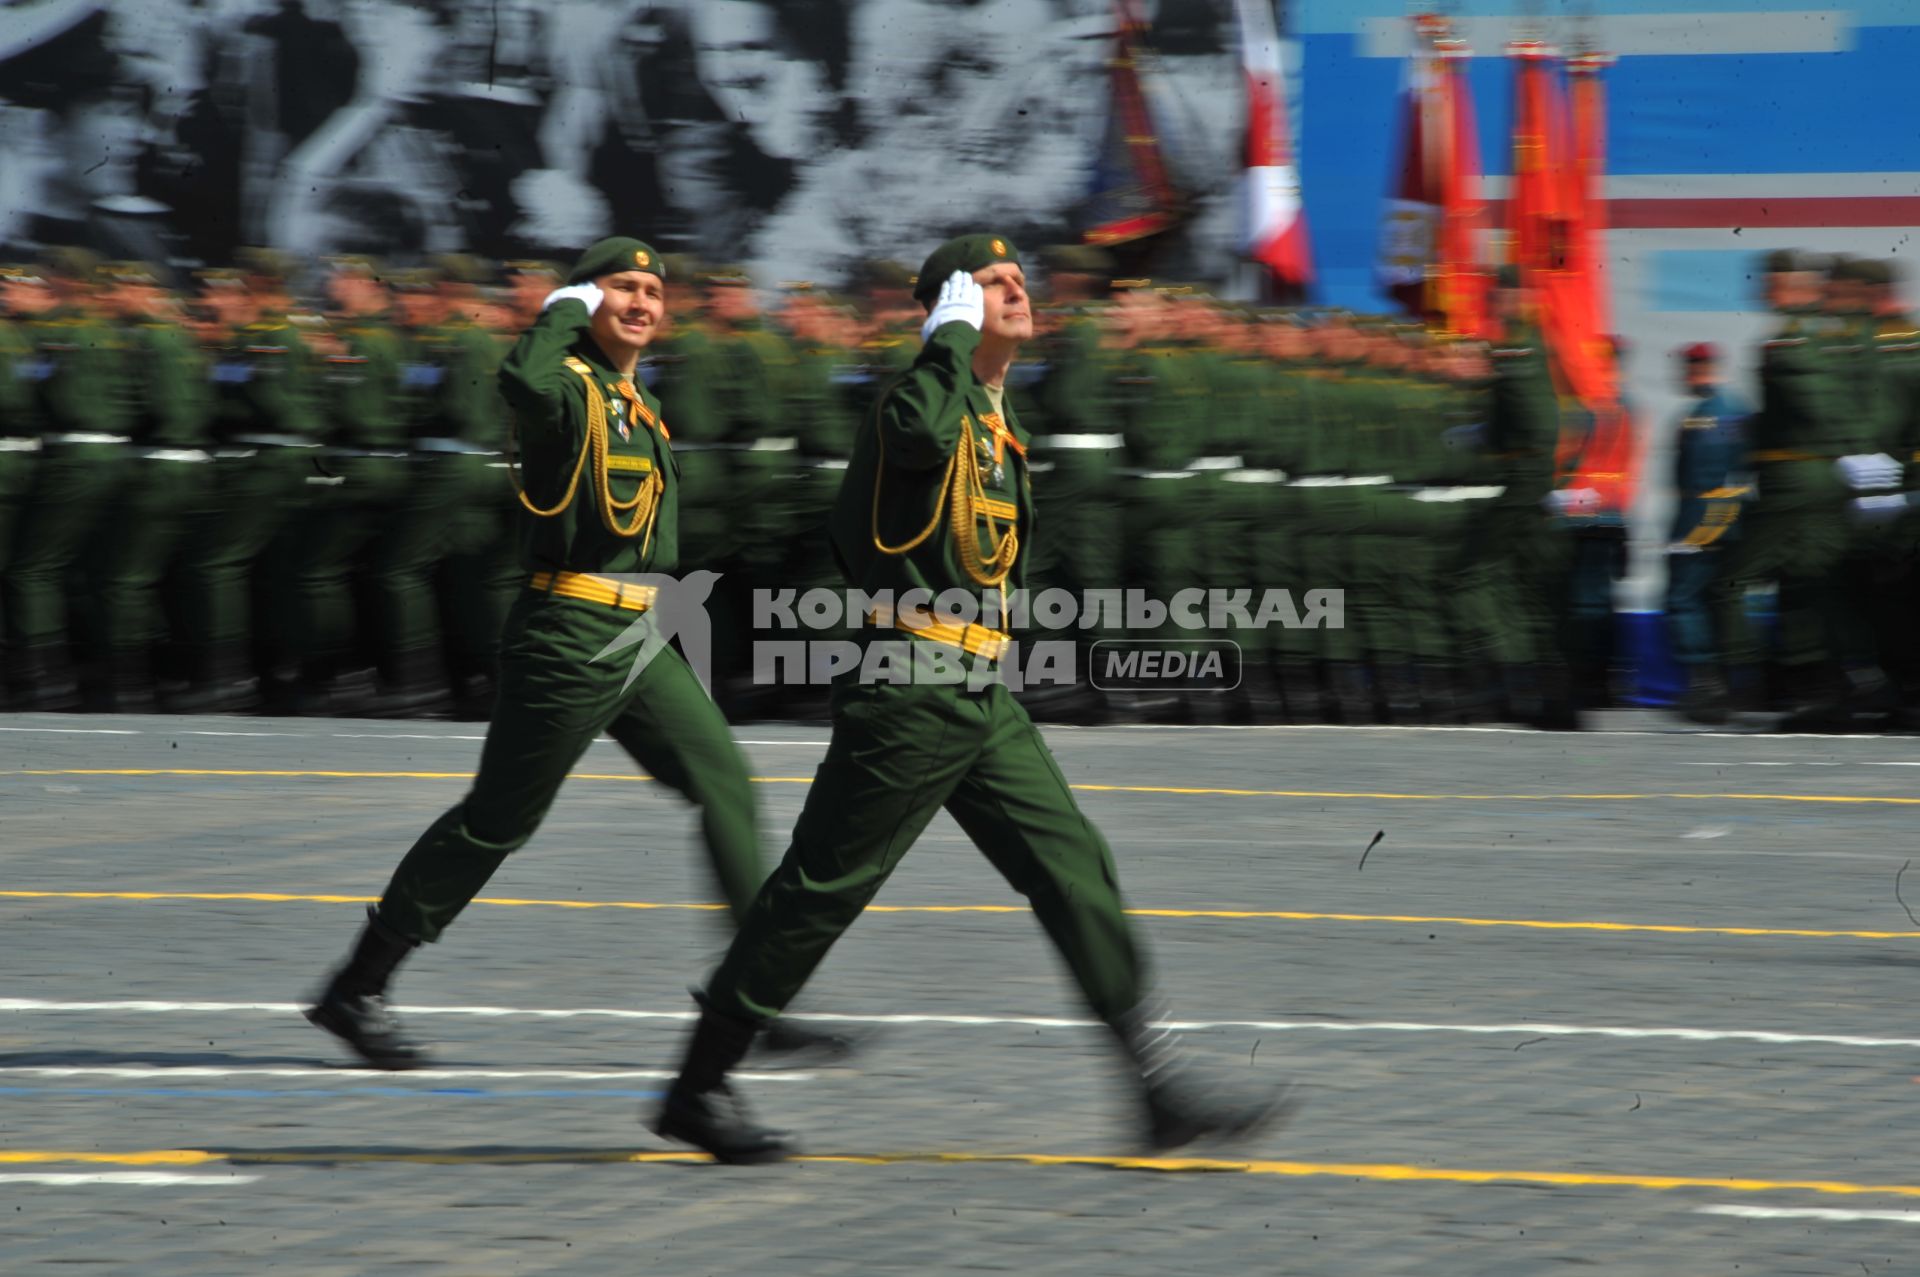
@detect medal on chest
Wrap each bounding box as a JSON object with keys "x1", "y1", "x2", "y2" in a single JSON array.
[{"x1": 608, "y1": 383, "x2": 632, "y2": 441}]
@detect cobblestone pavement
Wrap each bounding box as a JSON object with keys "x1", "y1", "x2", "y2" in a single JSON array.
[{"x1": 4, "y1": 711, "x2": 1920, "y2": 1275}]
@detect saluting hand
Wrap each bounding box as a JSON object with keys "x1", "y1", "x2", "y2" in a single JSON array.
[
  {"x1": 541, "y1": 282, "x2": 605, "y2": 315},
  {"x1": 920, "y1": 270, "x2": 984, "y2": 343}
]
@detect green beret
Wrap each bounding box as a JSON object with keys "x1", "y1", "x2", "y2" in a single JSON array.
[
  {"x1": 105, "y1": 260, "x2": 160, "y2": 285},
  {"x1": 913, "y1": 233, "x2": 1021, "y2": 304},
  {"x1": 433, "y1": 253, "x2": 492, "y2": 286},
  {"x1": 1852, "y1": 258, "x2": 1893, "y2": 287},
  {"x1": 389, "y1": 267, "x2": 438, "y2": 293},
  {"x1": 1827, "y1": 255, "x2": 1873, "y2": 284},
  {"x1": 851, "y1": 259, "x2": 915, "y2": 294},
  {"x1": 45, "y1": 246, "x2": 103, "y2": 282},
  {"x1": 236, "y1": 245, "x2": 295, "y2": 282},
  {"x1": 504, "y1": 259, "x2": 561, "y2": 282},
  {"x1": 1881, "y1": 258, "x2": 1907, "y2": 285},
  {"x1": 567, "y1": 236, "x2": 664, "y2": 285},
  {"x1": 1764, "y1": 248, "x2": 1826, "y2": 275},
  {"x1": 1493, "y1": 263, "x2": 1523, "y2": 290},
  {"x1": 1040, "y1": 244, "x2": 1114, "y2": 277}
]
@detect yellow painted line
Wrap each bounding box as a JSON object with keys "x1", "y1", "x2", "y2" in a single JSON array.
[
  {"x1": 6, "y1": 769, "x2": 1920, "y2": 806},
  {"x1": 2, "y1": 889, "x2": 1914, "y2": 941},
  {"x1": 6, "y1": 1146, "x2": 1920, "y2": 1198}
]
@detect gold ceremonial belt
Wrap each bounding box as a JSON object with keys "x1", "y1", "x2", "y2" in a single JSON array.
[
  {"x1": 867, "y1": 604, "x2": 1011, "y2": 663},
  {"x1": 528, "y1": 570, "x2": 657, "y2": 613},
  {"x1": 1749, "y1": 449, "x2": 1825, "y2": 463}
]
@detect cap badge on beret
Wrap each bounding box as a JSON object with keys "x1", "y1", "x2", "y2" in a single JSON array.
[
  {"x1": 635, "y1": 249, "x2": 650, "y2": 268},
  {"x1": 991, "y1": 239, "x2": 1006, "y2": 257}
]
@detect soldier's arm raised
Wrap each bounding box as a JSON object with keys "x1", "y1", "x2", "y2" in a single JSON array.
[
  {"x1": 498, "y1": 286, "x2": 600, "y2": 426},
  {"x1": 877, "y1": 319, "x2": 981, "y2": 470}
]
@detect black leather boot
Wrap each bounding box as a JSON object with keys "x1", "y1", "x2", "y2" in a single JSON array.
[
  {"x1": 1325, "y1": 660, "x2": 1372, "y2": 725},
  {"x1": 1678, "y1": 666, "x2": 1729, "y2": 725},
  {"x1": 1108, "y1": 1002, "x2": 1296, "y2": 1152},
  {"x1": 653, "y1": 997, "x2": 795, "y2": 1164},
  {"x1": 6, "y1": 644, "x2": 81, "y2": 711},
  {"x1": 1277, "y1": 660, "x2": 1325, "y2": 723},
  {"x1": 1416, "y1": 663, "x2": 1459, "y2": 724},
  {"x1": 305, "y1": 907, "x2": 429, "y2": 1070},
  {"x1": 756, "y1": 1016, "x2": 860, "y2": 1060},
  {"x1": 1375, "y1": 662, "x2": 1425, "y2": 724}
]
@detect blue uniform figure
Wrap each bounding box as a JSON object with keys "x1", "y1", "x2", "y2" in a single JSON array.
[{"x1": 1663, "y1": 342, "x2": 1751, "y2": 721}]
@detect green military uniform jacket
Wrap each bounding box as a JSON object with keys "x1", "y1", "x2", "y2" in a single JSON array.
[
  {"x1": 1485, "y1": 319, "x2": 1561, "y2": 509},
  {"x1": 210, "y1": 317, "x2": 322, "y2": 442},
  {"x1": 126, "y1": 321, "x2": 210, "y2": 448},
  {"x1": 31, "y1": 307, "x2": 127, "y2": 436},
  {"x1": 325, "y1": 318, "x2": 406, "y2": 449},
  {"x1": 498, "y1": 299, "x2": 677, "y2": 576},
  {"x1": 829, "y1": 321, "x2": 1032, "y2": 610}
]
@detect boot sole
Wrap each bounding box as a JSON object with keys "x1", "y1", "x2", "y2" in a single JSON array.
[
  {"x1": 649, "y1": 1115, "x2": 795, "y2": 1166},
  {"x1": 1148, "y1": 1086, "x2": 1302, "y2": 1153},
  {"x1": 303, "y1": 1004, "x2": 430, "y2": 1072}
]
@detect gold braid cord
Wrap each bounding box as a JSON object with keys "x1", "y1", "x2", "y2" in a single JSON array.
[
  {"x1": 506, "y1": 357, "x2": 663, "y2": 547},
  {"x1": 871, "y1": 399, "x2": 1017, "y2": 589}
]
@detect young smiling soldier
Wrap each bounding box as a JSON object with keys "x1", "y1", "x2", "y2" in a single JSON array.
[
  {"x1": 651, "y1": 234, "x2": 1295, "y2": 1163},
  {"x1": 303, "y1": 237, "x2": 840, "y2": 1066}
]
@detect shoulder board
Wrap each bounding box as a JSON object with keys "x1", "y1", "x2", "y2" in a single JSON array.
[
  {"x1": 561, "y1": 355, "x2": 594, "y2": 378},
  {"x1": 1763, "y1": 337, "x2": 1805, "y2": 348},
  {"x1": 1681, "y1": 416, "x2": 1716, "y2": 430},
  {"x1": 1492, "y1": 346, "x2": 1533, "y2": 358}
]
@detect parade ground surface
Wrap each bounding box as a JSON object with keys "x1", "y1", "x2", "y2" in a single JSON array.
[{"x1": 6, "y1": 711, "x2": 1920, "y2": 1275}]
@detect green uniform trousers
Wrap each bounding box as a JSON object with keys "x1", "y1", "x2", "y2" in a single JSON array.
[
  {"x1": 97, "y1": 453, "x2": 211, "y2": 666},
  {"x1": 375, "y1": 590, "x2": 765, "y2": 944},
  {"x1": 1718, "y1": 495, "x2": 1848, "y2": 670},
  {"x1": 175, "y1": 445, "x2": 313, "y2": 677},
  {"x1": 4, "y1": 442, "x2": 127, "y2": 653},
  {"x1": 0, "y1": 445, "x2": 40, "y2": 654},
  {"x1": 438, "y1": 457, "x2": 520, "y2": 686},
  {"x1": 705, "y1": 676, "x2": 1147, "y2": 1024},
  {"x1": 294, "y1": 453, "x2": 409, "y2": 680}
]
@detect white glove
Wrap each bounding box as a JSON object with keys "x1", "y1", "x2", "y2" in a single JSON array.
[
  {"x1": 1543, "y1": 487, "x2": 1602, "y2": 517},
  {"x1": 920, "y1": 270, "x2": 985, "y2": 343},
  {"x1": 1836, "y1": 453, "x2": 1901, "y2": 490},
  {"x1": 1850, "y1": 492, "x2": 1910, "y2": 523},
  {"x1": 541, "y1": 282, "x2": 604, "y2": 315}
]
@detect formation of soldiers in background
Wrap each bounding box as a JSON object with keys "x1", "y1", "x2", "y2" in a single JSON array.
[{"x1": 0, "y1": 243, "x2": 1913, "y2": 731}]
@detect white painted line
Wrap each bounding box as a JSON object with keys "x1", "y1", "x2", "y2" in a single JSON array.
[
  {"x1": 1698, "y1": 1205, "x2": 1920, "y2": 1224},
  {"x1": 0, "y1": 1172, "x2": 259, "y2": 1187},
  {"x1": 0, "y1": 1065, "x2": 808, "y2": 1082},
  {"x1": 4, "y1": 999, "x2": 1918, "y2": 1049},
  {"x1": 0, "y1": 726, "x2": 141, "y2": 735},
  {"x1": 1677, "y1": 760, "x2": 1920, "y2": 767}
]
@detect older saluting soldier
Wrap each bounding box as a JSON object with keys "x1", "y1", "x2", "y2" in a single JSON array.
[
  {"x1": 302, "y1": 237, "x2": 838, "y2": 1068},
  {"x1": 650, "y1": 233, "x2": 1294, "y2": 1164}
]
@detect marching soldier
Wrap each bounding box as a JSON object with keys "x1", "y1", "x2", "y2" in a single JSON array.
[
  {"x1": 0, "y1": 264, "x2": 53, "y2": 710},
  {"x1": 4, "y1": 248, "x2": 128, "y2": 710},
  {"x1": 304, "y1": 237, "x2": 842, "y2": 1068},
  {"x1": 650, "y1": 233, "x2": 1290, "y2": 1164},
  {"x1": 290, "y1": 256, "x2": 409, "y2": 713},
  {"x1": 1018, "y1": 245, "x2": 1121, "y2": 724},
  {"x1": 1456, "y1": 265, "x2": 1574, "y2": 728},
  {"x1": 93, "y1": 263, "x2": 213, "y2": 711},
  {"x1": 1854, "y1": 260, "x2": 1920, "y2": 722},
  {"x1": 1720, "y1": 250, "x2": 1879, "y2": 729},
  {"x1": 171, "y1": 252, "x2": 325, "y2": 712},
  {"x1": 1662, "y1": 342, "x2": 1751, "y2": 723},
  {"x1": 427, "y1": 255, "x2": 518, "y2": 717}
]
